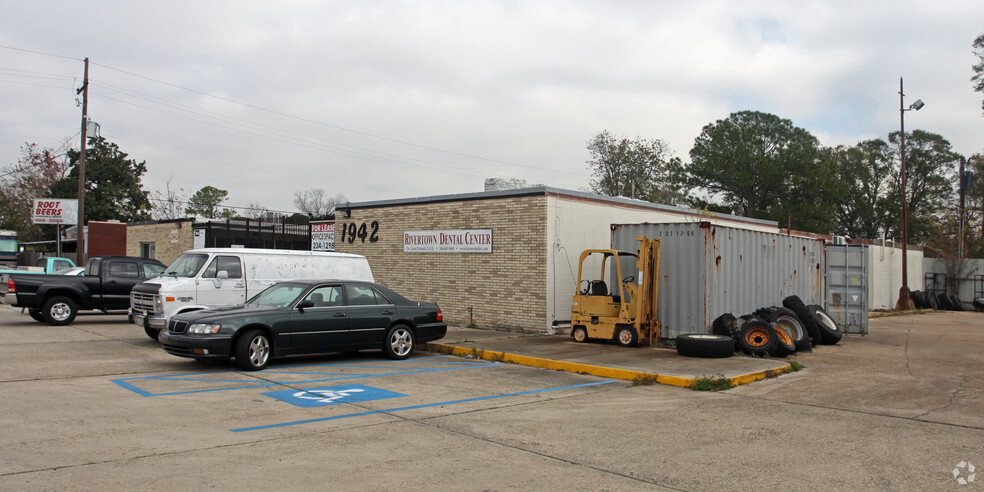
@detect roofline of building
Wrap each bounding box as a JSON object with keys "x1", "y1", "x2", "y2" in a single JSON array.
[{"x1": 335, "y1": 186, "x2": 778, "y2": 227}]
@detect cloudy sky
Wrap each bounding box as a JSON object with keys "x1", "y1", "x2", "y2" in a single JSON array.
[{"x1": 2, "y1": 1, "x2": 983, "y2": 214}]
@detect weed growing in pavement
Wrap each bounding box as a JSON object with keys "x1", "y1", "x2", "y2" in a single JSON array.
[
  {"x1": 690, "y1": 375, "x2": 732, "y2": 391},
  {"x1": 632, "y1": 374, "x2": 659, "y2": 386},
  {"x1": 788, "y1": 361, "x2": 805, "y2": 372}
]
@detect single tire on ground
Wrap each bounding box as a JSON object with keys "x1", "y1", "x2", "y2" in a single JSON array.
[
  {"x1": 911, "y1": 290, "x2": 925, "y2": 309},
  {"x1": 712, "y1": 313, "x2": 736, "y2": 337},
  {"x1": 676, "y1": 334, "x2": 735, "y2": 358},
  {"x1": 927, "y1": 292, "x2": 939, "y2": 310},
  {"x1": 937, "y1": 292, "x2": 954, "y2": 311},
  {"x1": 974, "y1": 298, "x2": 984, "y2": 311},
  {"x1": 736, "y1": 318, "x2": 777, "y2": 357},
  {"x1": 808, "y1": 304, "x2": 843, "y2": 345},
  {"x1": 950, "y1": 294, "x2": 965, "y2": 311},
  {"x1": 41, "y1": 296, "x2": 77, "y2": 326},
  {"x1": 614, "y1": 325, "x2": 638, "y2": 347},
  {"x1": 783, "y1": 295, "x2": 822, "y2": 346}
]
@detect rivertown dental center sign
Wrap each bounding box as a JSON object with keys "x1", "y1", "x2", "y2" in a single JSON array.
[
  {"x1": 30, "y1": 199, "x2": 78, "y2": 225},
  {"x1": 404, "y1": 229, "x2": 493, "y2": 253}
]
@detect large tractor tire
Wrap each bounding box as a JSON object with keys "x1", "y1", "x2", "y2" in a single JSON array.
[{"x1": 676, "y1": 334, "x2": 735, "y2": 358}]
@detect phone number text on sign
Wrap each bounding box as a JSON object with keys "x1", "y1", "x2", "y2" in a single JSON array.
[
  {"x1": 311, "y1": 223, "x2": 335, "y2": 252},
  {"x1": 404, "y1": 229, "x2": 492, "y2": 253}
]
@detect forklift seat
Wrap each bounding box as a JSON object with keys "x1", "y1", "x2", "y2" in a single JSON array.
[{"x1": 590, "y1": 280, "x2": 608, "y2": 296}]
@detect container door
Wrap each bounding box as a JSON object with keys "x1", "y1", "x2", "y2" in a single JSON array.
[{"x1": 825, "y1": 244, "x2": 868, "y2": 335}]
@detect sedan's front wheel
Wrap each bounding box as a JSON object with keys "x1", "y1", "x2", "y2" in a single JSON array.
[
  {"x1": 236, "y1": 329, "x2": 271, "y2": 371},
  {"x1": 383, "y1": 325, "x2": 415, "y2": 360}
]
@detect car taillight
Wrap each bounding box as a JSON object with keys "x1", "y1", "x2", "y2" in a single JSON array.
[
  {"x1": 436, "y1": 309, "x2": 443, "y2": 321},
  {"x1": 6, "y1": 278, "x2": 14, "y2": 293}
]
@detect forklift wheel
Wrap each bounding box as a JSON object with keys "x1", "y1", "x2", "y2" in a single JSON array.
[
  {"x1": 571, "y1": 326, "x2": 588, "y2": 343},
  {"x1": 615, "y1": 326, "x2": 638, "y2": 347}
]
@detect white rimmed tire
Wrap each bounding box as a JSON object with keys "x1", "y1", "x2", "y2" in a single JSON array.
[
  {"x1": 808, "y1": 305, "x2": 842, "y2": 345},
  {"x1": 676, "y1": 334, "x2": 734, "y2": 358}
]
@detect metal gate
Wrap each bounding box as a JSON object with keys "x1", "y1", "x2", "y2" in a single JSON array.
[{"x1": 825, "y1": 244, "x2": 868, "y2": 335}]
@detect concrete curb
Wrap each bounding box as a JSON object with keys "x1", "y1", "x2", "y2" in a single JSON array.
[{"x1": 424, "y1": 342, "x2": 793, "y2": 389}]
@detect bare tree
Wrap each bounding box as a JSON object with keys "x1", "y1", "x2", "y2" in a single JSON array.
[
  {"x1": 0, "y1": 143, "x2": 70, "y2": 241},
  {"x1": 293, "y1": 188, "x2": 347, "y2": 217},
  {"x1": 149, "y1": 178, "x2": 189, "y2": 220},
  {"x1": 241, "y1": 202, "x2": 269, "y2": 220}
]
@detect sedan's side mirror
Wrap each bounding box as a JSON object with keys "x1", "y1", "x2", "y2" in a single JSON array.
[{"x1": 297, "y1": 299, "x2": 314, "y2": 311}]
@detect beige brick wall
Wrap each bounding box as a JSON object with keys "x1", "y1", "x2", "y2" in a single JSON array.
[
  {"x1": 126, "y1": 221, "x2": 195, "y2": 265},
  {"x1": 336, "y1": 195, "x2": 548, "y2": 332}
]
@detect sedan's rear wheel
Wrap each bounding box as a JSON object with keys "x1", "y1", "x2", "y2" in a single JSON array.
[
  {"x1": 235, "y1": 329, "x2": 271, "y2": 371},
  {"x1": 383, "y1": 325, "x2": 415, "y2": 360}
]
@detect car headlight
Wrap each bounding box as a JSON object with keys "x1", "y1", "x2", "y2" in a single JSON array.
[{"x1": 187, "y1": 323, "x2": 222, "y2": 334}]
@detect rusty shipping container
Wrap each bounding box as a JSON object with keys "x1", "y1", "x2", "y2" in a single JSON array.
[{"x1": 612, "y1": 222, "x2": 825, "y2": 340}]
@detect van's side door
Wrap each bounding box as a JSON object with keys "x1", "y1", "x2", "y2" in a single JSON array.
[{"x1": 196, "y1": 255, "x2": 245, "y2": 307}]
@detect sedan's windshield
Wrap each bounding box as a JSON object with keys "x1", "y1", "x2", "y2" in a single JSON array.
[
  {"x1": 163, "y1": 254, "x2": 208, "y2": 278},
  {"x1": 247, "y1": 283, "x2": 307, "y2": 308}
]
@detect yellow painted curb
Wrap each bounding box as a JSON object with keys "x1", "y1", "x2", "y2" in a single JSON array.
[{"x1": 424, "y1": 343, "x2": 793, "y2": 389}]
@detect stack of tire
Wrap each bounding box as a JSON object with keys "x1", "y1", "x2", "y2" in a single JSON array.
[
  {"x1": 911, "y1": 290, "x2": 965, "y2": 311},
  {"x1": 675, "y1": 295, "x2": 842, "y2": 358}
]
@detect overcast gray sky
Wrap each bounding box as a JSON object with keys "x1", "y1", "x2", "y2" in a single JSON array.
[{"x1": 2, "y1": 1, "x2": 983, "y2": 214}]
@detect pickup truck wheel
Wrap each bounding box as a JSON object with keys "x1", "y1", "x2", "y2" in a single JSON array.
[
  {"x1": 28, "y1": 309, "x2": 44, "y2": 322},
  {"x1": 144, "y1": 326, "x2": 160, "y2": 341},
  {"x1": 235, "y1": 329, "x2": 271, "y2": 371},
  {"x1": 42, "y1": 296, "x2": 77, "y2": 326}
]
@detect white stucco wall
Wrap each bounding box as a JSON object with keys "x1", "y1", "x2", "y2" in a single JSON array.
[{"x1": 867, "y1": 243, "x2": 924, "y2": 310}]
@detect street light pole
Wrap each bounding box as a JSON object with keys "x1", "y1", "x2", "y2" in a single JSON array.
[{"x1": 896, "y1": 77, "x2": 923, "y2": 311}]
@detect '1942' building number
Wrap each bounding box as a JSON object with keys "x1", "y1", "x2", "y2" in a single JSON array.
[{"x1": 339, "y1": 221, "x2": 379, "y2": 243}]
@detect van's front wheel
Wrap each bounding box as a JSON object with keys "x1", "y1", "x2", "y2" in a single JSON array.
[{"x1": 144, "y1": 326, "x2": 160, "y2": 341}]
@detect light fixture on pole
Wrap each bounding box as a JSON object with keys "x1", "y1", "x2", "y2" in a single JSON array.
[{"x1": 896, "y1": 77, "x2": 923, "y2": 311}]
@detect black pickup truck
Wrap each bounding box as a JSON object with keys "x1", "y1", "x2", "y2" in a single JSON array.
[{"x1": 0, "y1": 256, "x2": 166, "y2": 325}]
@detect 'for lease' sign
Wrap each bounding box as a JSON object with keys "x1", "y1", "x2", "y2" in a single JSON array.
[
  {"x1": 31, "y1": 199, "x2": 78, "y2": 225},
  {"x1": 404, "y1": 229, "x2": 492, "y2": 253}
]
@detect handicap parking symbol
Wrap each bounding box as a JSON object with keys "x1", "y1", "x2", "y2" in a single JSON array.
[{"x1": 263, "y1": 384, "x2": 406, "y2": 408}]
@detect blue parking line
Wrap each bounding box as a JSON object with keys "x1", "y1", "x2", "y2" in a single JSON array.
[
  {"x1": 112, "y1": 359, "x2": 498, "y2": 397},
  {"x1": 231, "y1": 380, "x2": 617, "y2": 432}
]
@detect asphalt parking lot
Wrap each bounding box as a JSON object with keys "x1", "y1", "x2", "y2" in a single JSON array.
[{"x1": 1, "y1": 305, "x2": 983, "y2": 490}]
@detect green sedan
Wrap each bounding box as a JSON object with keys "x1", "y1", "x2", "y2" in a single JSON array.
[{"x1": 159, "y1": 280, "x2": 447, "y2": 370}]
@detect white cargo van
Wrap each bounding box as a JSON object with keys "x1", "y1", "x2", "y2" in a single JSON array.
[{"x1": 130, "y1": 248, "x2": 374, "y2": 340}]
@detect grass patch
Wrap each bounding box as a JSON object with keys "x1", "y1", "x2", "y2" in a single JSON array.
[
  {"x1": 788, "y1": 360, "x2": 805, "y2": 372},
  {"x1": 690, "y1": 375, "x2": 732, "y2": 391}
]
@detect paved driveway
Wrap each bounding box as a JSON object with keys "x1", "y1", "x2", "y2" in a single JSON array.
[{"x1": 0, "y1": 306, "x2": 982, "y2": 490}]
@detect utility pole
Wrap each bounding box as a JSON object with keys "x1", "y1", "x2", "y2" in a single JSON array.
[
  {"x1": 76, "y1": 57, "x2": 88, "y2": 264},
  {"x1": 960, "y1": 156, "x2": 966, "y2": 259}
]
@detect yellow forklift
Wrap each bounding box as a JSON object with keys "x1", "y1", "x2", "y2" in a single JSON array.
[{"x1": 570, "y1": 237, "x2": 661, "y2": 347}]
